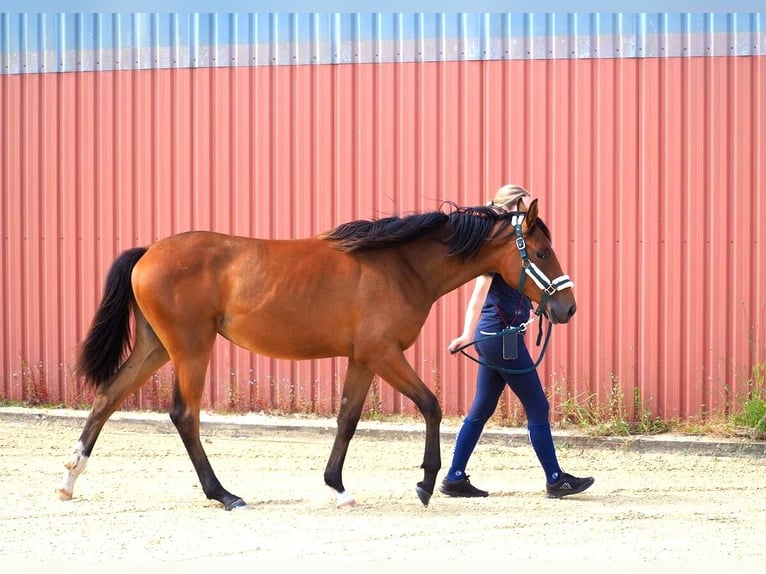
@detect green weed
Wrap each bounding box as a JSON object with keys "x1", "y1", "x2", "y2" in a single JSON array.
[
  {"x1": 732, "y1": 362, "x2": 766, "y2": 438},
  {"x1": 554, "y1": 375, "x2": 669, "y2": 437}
]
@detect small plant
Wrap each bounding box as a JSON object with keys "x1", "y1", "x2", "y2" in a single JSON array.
[
  {"x1": 557, "y1": 392, "x2": 596, "y2": 426},
  {"x1": 20, "y1": 359, "x2": 50, "y2": 406},
  {"x1": 631, "y1": 385, "x2": 671, "y2": 434},
  {"x1": 732, "y1": 362, "x2": 766, "y2": 438},
  {"x1": 144, "y1": 369, "x2": 173, "y2": 412},
  {"x1": 490, "y1": 390, "x2": 525, "y2": 427},
  {"x1": 733, "y1": 396, "x2": 766, "y2": 435},
  {"x1": 227, "y1": 369, "x2": 244, "y2": 412},
  {"x1": 553, "y1": 375, "x2": 668, "y2": 437},
  {"x1": 365, "y1": 377, "x2": 383, "y2": 420}
]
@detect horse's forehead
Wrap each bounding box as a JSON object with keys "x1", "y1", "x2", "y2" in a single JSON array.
[{"x1": 527, "y1": 226, "x2": 549, "y2": 244}]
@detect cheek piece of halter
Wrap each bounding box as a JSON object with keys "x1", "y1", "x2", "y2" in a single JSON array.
[
  {"x1": 451, "y1": 212, "x2": 574, "y2": 375},
  {"x1": 510, "y1": 212, "x2": 574, "y2": 316}
]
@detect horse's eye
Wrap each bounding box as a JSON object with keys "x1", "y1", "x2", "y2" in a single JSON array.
[{"x1": 535, "y1": 249, "x2": 548, "y2": 259}]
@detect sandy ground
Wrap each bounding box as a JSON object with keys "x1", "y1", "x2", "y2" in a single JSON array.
[{"x1": 0, "y1": 407, "x2": 764, "y2": 563}]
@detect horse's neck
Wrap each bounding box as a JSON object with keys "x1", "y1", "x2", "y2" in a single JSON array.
[{"x1": 401, "y1": 240, "x2": 495, "y2": 301}]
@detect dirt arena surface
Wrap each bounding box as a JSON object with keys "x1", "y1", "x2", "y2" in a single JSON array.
[{"x1": 0, "y1": 407, "x2": 764, "y2": 563}]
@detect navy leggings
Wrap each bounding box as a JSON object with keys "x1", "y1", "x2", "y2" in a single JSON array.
[{"x1": 446, "y1": 332, "x2": 563, "y2": 484}]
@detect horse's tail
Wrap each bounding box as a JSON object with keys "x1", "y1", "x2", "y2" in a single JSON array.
[{"x1": 75, "y1": 246, "x2": 148, "y2": 387}]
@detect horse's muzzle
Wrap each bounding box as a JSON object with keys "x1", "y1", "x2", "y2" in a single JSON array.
[{"x1": 547, "y1": 301, "x2": 577, "y2": 324}]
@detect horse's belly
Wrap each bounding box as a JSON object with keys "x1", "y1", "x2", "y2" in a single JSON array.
[{"x1": 218, "y1": 322, "x2": 348, "y2": 361}]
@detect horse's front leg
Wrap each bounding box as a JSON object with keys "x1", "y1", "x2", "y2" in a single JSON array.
[
  {"x1": 369, "y1": 349, "x2": 442, "y2": 507},
  {"x1": 324, "y1": 360, "x2": 374, "y2": 508}
]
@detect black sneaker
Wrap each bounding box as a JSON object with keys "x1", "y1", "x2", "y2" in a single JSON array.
[
  {"x1": 438, "y1": 475, "x2": 489, "y2": 498},
  {"x1": 546, "y1": 472, "x2": 594, "y2": 498}
]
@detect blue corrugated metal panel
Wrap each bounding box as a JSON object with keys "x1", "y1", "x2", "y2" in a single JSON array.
[{"x1": 1, "y1": 12, "x2": 764, "y2": 74}]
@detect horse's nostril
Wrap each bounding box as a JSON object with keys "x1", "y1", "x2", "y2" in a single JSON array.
[{"x1": 569, "y1": 304, "x2": 577, "y2": 317}]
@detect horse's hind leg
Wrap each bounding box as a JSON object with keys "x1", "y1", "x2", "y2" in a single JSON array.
[
  {"x1": 57, "y1": 317, "x2": 169, "y2": 500},
  {"x1": 168, "y1": 350, "x2": 245, "y2": 511},
  {"x1": 324, "y1": 360, "x2": 374, "y2": 507}
]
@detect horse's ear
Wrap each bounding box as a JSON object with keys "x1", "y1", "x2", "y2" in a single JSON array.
[{"x1": 525, "y1": 198, "x2": 539, "y2": 230}]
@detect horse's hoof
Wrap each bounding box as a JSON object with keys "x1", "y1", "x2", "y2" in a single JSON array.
[
  {"x1": 336, "y1": 490, "x2": 356, "y2": 508},
  {"x1": 56, "y1": 488, "x2": 73, "y2": 501},
  {"x1": 224, "y1": 498, "x2": 247, "y2": 511},
  {"x1": 416, "y1": 482, "x2": 432, "y2": 506}
]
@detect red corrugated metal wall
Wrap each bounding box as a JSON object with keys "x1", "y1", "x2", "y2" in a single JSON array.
[{"x1": 2, "y1": 55, "x2": 765, "y2": 421}]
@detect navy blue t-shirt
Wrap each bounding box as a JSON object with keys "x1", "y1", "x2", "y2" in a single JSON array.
[{"x1": 476, "y1": 273, "x2": 531, "y2": 333}]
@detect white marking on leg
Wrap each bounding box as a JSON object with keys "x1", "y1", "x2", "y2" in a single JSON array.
[
  {"x1": 335, "y1": 489, "x2": 356, "y2": 508},
  {"x1": 56, "y1": 441, "x2": 89, "y2": 500}
]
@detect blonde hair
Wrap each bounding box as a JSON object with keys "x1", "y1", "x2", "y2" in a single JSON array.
[{"x1": 489, "y1": 184, "x2": 530, "y2": 211}]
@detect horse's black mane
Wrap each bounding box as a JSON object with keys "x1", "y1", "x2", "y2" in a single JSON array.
[{"x1": 320, "y1": 202, "x2": 549, "y2": 259}]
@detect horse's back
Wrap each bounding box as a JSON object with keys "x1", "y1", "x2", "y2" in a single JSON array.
[
  {"x1": 143, "y1": 230, "x2": 260, "y2": 259},
  {"x1": 132, "y1": 230, "x2": 338, "y2": 298}
]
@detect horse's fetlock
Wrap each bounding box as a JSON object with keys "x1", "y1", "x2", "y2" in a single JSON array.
[
  {"x1": 324, "y1": 471, "x2": 342, "y2": 492},
  {"x1": 64, "y1": 442, "x2": 87, "y2": 471},
  {"x1": 66, "y1": 452, "x2": 88, "y2": 474},
  {"x1": 58, "y1": 446, "x2": 89, "y2": 500},
  {"x1": 66, "y1": 453, "x2": 80, "y2": 470}
]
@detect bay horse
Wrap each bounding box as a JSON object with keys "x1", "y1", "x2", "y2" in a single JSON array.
[{"x1": 56, "y1": 198, "x2": 575, "y2": 510}]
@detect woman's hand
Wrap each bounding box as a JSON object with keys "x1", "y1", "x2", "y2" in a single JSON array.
[{"x1": 448, "y1": 334, "x2": 473, "y2": 354}]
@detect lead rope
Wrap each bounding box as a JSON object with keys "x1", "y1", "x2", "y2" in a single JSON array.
[{"x1": 450, "y1": 316, "x2": 553, "y2": 375}]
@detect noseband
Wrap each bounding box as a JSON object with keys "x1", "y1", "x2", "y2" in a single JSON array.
[{"x1": 452, "y1": 212, "x2": 574, "y2": 375}]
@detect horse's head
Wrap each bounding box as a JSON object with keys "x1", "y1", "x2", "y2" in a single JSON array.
[{"x1": 496, "y1": 198, "x2": 576, "y2": 324}]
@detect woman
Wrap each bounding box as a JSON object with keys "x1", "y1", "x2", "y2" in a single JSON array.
[{"x1": 440, "y1": 184, "x2": 594, "y2": 499}]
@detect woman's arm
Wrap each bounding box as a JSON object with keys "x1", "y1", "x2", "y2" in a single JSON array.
[{"x1": 448, "y1": 274, "x2": 492, "y2": 353}]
